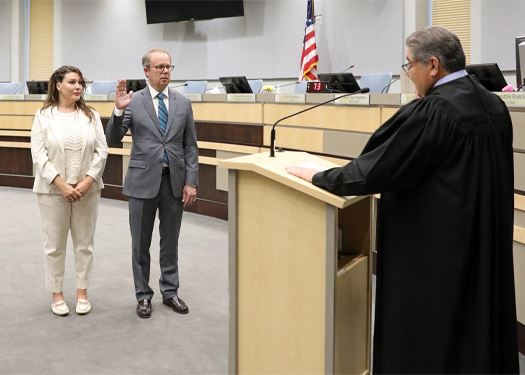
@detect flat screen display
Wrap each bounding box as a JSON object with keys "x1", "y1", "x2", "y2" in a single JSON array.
[
  {"x1": 126, "y1": 79, "x2": 147, "y2": 93},
  {"x1": 465, "y1": 63, "x2": 507, "y2": 92},
  {"x1": 317, "y1": 73, "x2": 361, "y2": 93},
  {"x1": 219, "y1": 76, "x2": 252, "y2": 94},
  {"x1": 26, "y1": 81, "x2": 48, "y2": 94},
  {"x1": 145, "y1": 0, "x2": 244, "y2": 23}
]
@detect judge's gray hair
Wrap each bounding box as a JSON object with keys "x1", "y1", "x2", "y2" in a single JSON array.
[
  {"x1": 142, "y1": 48, "x2": 172, "y2": 67},
  {"x1": 406, "y1": 26, "x2": 466, "y2": 73}
]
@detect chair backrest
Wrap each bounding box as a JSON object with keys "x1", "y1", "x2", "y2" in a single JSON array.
[
  {"x1": 90, "y1": 80, "x2": 118, "y2": 95},
  {"x1": 294, "y1": 81, "x2": 308, "y2": 94},
  {"x1": 0, "y1": 82, "x2": 25, "y2": 94},
  {"x1": 183, "y1": 80, "x2": 208, "y2": 94},
  {"x1": 359, "y1": 72, "x2": 393, "y2": 93},
  {"x1": 248, "y1": 79, "x2": 263, "y2": 94}
]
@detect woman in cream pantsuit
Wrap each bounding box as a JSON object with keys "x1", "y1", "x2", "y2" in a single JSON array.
[{"x1": 31, "y1": 65, "x2": 108, "y2": 316}]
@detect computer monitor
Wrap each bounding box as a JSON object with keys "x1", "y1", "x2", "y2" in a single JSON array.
[
  {"x1": 0, "y1": 82, "x2": 25, "y2": 94},
  {"x1": 26, "y1": 81, "x2": 48, "y2": 94},
  {"x1": 465, "y1": 63, "x2": 507, "y2": 92},
  {"x1": 126, "y1": 79, "x2": 147, "y2": 93},
  {"x1": 317, "y1": 73, "x2": 361, "y2": 93},
  {"x1": 515, "y1": 36, "x2": 525, "y2": 88},
  {"x1": 219, "y1": 76, "x2": 253, "y2": 94}
]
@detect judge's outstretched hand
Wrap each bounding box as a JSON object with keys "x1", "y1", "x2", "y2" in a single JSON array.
[
  {"x1": 286, "y1": 166, "x2": 318, "y2": 183},
  {"x1": 115, "y1": 79, "x2": 133, "y2": 110}
]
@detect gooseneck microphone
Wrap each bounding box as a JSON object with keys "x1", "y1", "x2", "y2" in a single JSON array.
[
  {"x1": 269, "y1": 87, "x2": 370, "y2": 157},
  {"x1": 380, "y1": 77, "x2": 400, "y2": 94},
  {"x1": 171, "y1": 83, "x2": 188, "y2": 89}
]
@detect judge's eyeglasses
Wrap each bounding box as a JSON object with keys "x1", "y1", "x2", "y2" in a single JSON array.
[{"x1": 402, "y1": 59, "x2": 420, "y2": 74}]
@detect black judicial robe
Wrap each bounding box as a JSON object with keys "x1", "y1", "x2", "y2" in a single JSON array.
[{"x1": 313, "y1": 76, "x2": 519, "y2": 374}]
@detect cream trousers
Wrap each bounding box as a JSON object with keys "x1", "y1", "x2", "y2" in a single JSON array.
[{"x1": 37, "y1": 191, "x2": 100, "y2": 292}]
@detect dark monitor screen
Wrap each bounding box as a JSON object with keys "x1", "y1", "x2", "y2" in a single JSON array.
[
  {"x1": 219, "y1": 76, "x2": 252, "y2": 94},
  {"x1": 465, "y1": 63, "x2": 507, "y2": 92},
  {"x1": 126, "y1": 79, "x2": 147, "y2": 93},
  {"x1": 317, "y1": 73, "x2": 361, "y2": 93},
  {"x1": 516, "y1": 36, "x2": 525, "y2": 87},
  {"x1": 145, "y1": 0, "x2": 244, "y2": 23},
  {"x1": 26, "y1": 81, "x2": 48, "y2": 94}
]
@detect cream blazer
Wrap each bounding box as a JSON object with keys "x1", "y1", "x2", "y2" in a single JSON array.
[{"x1": 31, "y1": 106, "x2": 109, "y2": 194}]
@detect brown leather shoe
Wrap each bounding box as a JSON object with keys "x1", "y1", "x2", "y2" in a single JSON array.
[
  {"x1": 136, "y1": 299, "x2": 152, "y2": 318},
  {"x1": 163, "y1": 296, "x2": 189, "y2": 314}
]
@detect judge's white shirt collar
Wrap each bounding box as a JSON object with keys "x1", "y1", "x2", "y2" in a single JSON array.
[{"x1": 434, "y1": 69, "x2": 468, "y2": 88}]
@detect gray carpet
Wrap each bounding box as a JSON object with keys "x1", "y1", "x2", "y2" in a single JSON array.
[
  {"x1": 0, "y1": 186, "x2": 228, "y2": 375},
  {"x1": 1, "y1": 186, "x2": 524, "y2": 374}
]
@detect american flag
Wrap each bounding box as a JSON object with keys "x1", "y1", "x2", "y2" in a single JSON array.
[{"x1": 299, "y1": 0, "x2": 319, "y2": 81}]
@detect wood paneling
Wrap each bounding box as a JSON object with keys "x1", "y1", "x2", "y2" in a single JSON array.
[
  {"x1": 192, "y1": 102, "x2": 263, "y2": 124},
  {"x1": 197, "y1": 163, "x2": 227, "y2": 204},
  {"x1": 101, "y1": 185, "x2": 128, "y2": 201},
  {"x1": 29, "y1": 0, "x2": 54, "y2": 80},
  {"x1": 263, "y1": 103, "x2": 381, "y2": 133},
  {"x1": 0, "y1": 175, "x2": 34, "y2": 189},
  {"x1": 102, "y1": 154, "x2": 123, "y2": 186},
  {"x1": 185, "y1": 199, "x2": 227, "y2": 220},
  {"x1": 196, "y1": 121, "x2": 263, "y2": 146},
  {"x1": 199, "y1": 148, "x2": 216, "y2": 157},
  {"x1": 0, "y1": 148, "x2": 32, "y2": 175}
]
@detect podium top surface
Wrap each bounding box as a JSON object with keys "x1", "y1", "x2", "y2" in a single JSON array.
[{"x1": 218, "y1": 150, "x2": 365, "y2": 209}]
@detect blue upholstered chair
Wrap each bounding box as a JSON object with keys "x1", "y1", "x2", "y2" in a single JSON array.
[
  {"x1": 183, "y1": 80, "x2": 208, "y2": 94},
  {"x1": 359, "y1": 72, "x2": 393, "y2": 93},
  {"x1": 90, "y1": 80, "x2": 118, "y2": 95},
  {"x1": 248, "y1": 79, "x2": 263, "y2": 94},
  {"x1": 0, "y1": 82, "x2": 25, "y2": 94},
  {"x1": 294, "y1": 81, "x2": 308, "y2": 94}
]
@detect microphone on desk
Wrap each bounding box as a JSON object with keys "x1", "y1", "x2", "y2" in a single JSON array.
[
  {"x1": 269, "y1": 87, "x2": 370, "y2": 157},
  {"x1": 277, "y1": 81, "x2": 301, "y2": 89},
  {"x1": 171, "y1": 83, "x2": 188, "y2": 89},
  {"x1": 341, "y1": 65, "x2": 355, "y2": 73},
  {"x1": 380, "y1": 77, "x2": 400, "y2": 94}
]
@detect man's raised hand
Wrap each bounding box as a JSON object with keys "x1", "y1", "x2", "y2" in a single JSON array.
[{"x1": 115, "y1": 79, "x2": 133, "y2": 110}]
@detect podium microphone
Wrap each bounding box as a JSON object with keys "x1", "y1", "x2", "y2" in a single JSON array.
[
  {"x1": 341, "y1": 64, "x2": 355, "y2": 73},
  {"x1": 171, "y1": 83, "x2": 188, "y2": 89},
  {"x1": 269, "y1": 87, "x2": 370, "y2": 157}
]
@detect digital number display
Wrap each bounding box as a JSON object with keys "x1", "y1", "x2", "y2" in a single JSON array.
[{"x1": 307, "y1": 81, "x2": 327, "y2": 93}]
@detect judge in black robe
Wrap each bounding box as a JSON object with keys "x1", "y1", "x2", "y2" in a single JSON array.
[{"x1": 288, "y1": 26, "x2": 519, "y2": 374}]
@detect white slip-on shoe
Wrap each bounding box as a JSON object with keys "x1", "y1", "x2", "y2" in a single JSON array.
[
  {"x1": 76, "y1": 299, "x2": 91, "y2": 315},
  {"x1": 51, "y1": 300, "x2": 69, "y2": 316}
]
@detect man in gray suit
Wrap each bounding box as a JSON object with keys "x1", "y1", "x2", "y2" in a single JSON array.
[{"x1": 106, "y1": 48, "x2": 198, "y2": 318}]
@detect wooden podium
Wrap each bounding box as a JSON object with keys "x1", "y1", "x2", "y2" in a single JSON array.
[{"x1": 219, "y1": 151, "x2": 373, "y2": 374}]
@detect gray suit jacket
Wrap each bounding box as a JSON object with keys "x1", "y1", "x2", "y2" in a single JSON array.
[{"x1": 106, "y1": 88, "x2": 198, "y2": 199}]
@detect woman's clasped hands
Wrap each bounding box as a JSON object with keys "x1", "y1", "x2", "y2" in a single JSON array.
[{"x1": 53, "y1": 175, "x2": 94, "y2": 203}]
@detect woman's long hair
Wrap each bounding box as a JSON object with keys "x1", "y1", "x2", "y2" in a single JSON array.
[{"x1": 41, "y1": 65, "x2": 94, "y2": 122}]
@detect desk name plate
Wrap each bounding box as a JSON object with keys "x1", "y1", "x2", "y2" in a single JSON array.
[
  {"x1": 84, "y1": 94, "x2": 108, "y2": 101},
  {"x1": 0, "y1": 94, "x2": 25, "y2": 100},
  {"x1": 226, "y1": 94, "x2": 256, "y2": 103},
  {"x1": 184, "y1": 93, "x2": 203, "y2": 102},
  {"x1": 274, "y1": 94, "x2": 306, "y2": 104},
  {"x1": 400, "y1": 93, "x2": 417, "y2": 104},
  {"x1": 494, "y1": 92, "x2": 525, "y2": 107},
  {"x1": 335, "y1": 94, "x2": 370, "y2": 106}
]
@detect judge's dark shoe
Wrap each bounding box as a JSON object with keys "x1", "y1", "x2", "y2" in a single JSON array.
[
  {"x1": 163, "y1": 296, "x2": 189, "y2": 314},
  {"x1": 136, "y1": 299, "x2": 152, "y2": 318}
]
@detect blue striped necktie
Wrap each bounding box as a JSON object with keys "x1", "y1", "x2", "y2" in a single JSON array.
[{"x1": 157, "y1": 93, "x2": 169, "y2": 164}]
